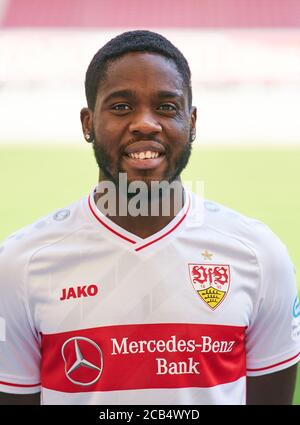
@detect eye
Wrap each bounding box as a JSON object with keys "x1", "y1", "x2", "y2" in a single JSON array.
[
  {"x1": 111, "y1": 104, "x2": 131, "y2": 112},
  {"x1": 158, "y1": 104, "x2": 177, "y2": 112}
]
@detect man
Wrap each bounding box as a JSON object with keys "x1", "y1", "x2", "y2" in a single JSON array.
[{"x1": 0, "y1": 30, "x2": 299, "y2": 405}]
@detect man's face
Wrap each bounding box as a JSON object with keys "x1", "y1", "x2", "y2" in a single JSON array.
[{"x1": 86, "y1": 52, "x2": 196, "y2": 187}]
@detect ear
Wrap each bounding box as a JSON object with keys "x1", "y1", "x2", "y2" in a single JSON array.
[
  {"x1": 190, "y1": 106, "x2": 197, "y2": 141},
  {"x1": 80, "y1": 107, "x2": 93, "y2": 143}
]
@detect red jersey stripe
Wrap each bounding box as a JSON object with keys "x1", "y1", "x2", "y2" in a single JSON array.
[
  {"x1": 0, "y1": 380, "x2": 40, "y2": 388},
  {"x1": 41, "y1": 323, "x2": 246, "y2": 393},
  {"x1": 88, "y1": 195, "x2": 136, "y2": 244},
  {"x1": 88, "y1": 191, "x2": 191, "y2": 250},
  {"x1": 247, "y1": 351, "x2": 300, "y2": 372},
  {"x1": 135, "y1": 193, "x2": 191, "y2": 251}
]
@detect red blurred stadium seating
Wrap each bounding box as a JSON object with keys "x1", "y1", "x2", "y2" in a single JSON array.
[{"x1": 1, "y1": 0, "x2": 300, "y2": 28}]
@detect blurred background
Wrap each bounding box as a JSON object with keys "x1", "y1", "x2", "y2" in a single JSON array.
[
  {"x1": 1, "y1": 0, "x2": 300, "y2": 144},
  {"x1": 0, "y1": 0, "x2": 299, "y2": 402}
]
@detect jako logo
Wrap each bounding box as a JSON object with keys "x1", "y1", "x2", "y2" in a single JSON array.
[{"x1": 60, "y1": 285, "x2": 99, "y2": 301}]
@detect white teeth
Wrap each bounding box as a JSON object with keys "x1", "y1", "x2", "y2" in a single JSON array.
[{"x1": 128, "y1": 151, "x2": 160, "y2": 160}]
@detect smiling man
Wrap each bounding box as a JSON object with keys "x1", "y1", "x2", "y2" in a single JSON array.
[
  {"x1": 0, "y1": 31, "x2": 299, "y2": 405},
  {"x1": 81, "y1": 35, "x2": 196, "y2": 237}
]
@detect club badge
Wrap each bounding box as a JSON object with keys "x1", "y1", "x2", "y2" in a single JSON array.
[{"x1": 188, "y1": 264, "x2": 230, "y2": 310}]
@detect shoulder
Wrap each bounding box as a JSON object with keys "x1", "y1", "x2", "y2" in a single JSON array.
[
  {"x1": 208, "y1": 198, "x2": 287, "y2": 246},
  {"x1": 0, "y1": 197, "x2": 86, "y2": 279},
  {"x1": 190, "y1": 192, "x2": 293, "y2": 271}
]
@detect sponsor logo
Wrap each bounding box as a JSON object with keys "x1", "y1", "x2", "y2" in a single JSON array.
[
  {"x1": 292, "y1": 296, "x2": 300, "y2": 342},
  {"x1": 42, "y1": 323, "x2": 245, "y2": 392},
  {"x1": 188, "y1": 264, "x2": 230, "y2": 310},
  {"x1": 293, "y1": 296, "x2": 300, "y2": 318},
  {"x1": 111, "y1": 335, "x2": 236, "y2": 356},
  {"x1": 156, "y1": 357, "x2": 200, "y2": 375},
  {"x1": 60, "y1": 284, "x2": 99, "y2": 301},
  {"x1": 110, "y1": 334, "x2": 236, "y2": 377},
  {"x1": 110, "y1": 334, "x2": 236, "y2": 376},
  {"x1": 61, "y1": 337, "x2": 103, "y2": 386}
]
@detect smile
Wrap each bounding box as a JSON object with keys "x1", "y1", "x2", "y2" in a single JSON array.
[
  {"x1": 122, "y1": 141, "x2": 166, "y2": 170},
  {"x1": 126, "y1": 151, "x2": 161, "y2": 160},
  {"x1": 123, "y1": 152, "x2": 165, "y2": 170}
]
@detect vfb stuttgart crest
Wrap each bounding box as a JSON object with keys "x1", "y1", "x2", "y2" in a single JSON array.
[{"x1": 188, "y1": 264, "x2": 230, "y2": 310}]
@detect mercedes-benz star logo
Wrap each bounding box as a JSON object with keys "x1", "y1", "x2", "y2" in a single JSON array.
[{"x1": 61, "y1": 337, "x2": 103, "y2": 386}]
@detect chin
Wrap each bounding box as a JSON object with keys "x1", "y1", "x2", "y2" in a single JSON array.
[{"x1": 126, "y1": 174, "x2": 169, "y2": 186}]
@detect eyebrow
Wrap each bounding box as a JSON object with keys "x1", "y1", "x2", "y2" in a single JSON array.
[
  {"x1": 157, "y1": 90, "x2": 184, "y2": 99},
  {"x1": 103, "y1": 89, "x2": 136, "y2": 103},
  {"x1": 103, "y1": 89, "x2": 184, "y2": 104}
]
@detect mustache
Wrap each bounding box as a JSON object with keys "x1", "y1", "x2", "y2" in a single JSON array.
[{"x1": 127, "y1": 135, "x2": 164, "y2": 143}]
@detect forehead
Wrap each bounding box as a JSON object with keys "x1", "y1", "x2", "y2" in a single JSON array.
[{"x1": 98, "y1": 52, "x2": 185, "y2": 97}]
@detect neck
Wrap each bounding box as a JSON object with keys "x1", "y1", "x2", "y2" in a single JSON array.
[{"x1": 94, "y1": 174, "x2": 185, "y2": 239}]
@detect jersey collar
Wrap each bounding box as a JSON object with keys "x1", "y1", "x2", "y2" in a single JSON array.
[{"x1": 87, "y1": 187, "x2": 191, "y2": 252}]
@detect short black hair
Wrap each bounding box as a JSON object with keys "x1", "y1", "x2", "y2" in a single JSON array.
[{"x1": 85, "y1": 30, "x2": 192, "y2": 111}]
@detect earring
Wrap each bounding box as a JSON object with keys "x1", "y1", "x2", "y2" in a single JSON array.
[
  {"x1": 85, "y1": 133, "x2": 93, "y2": 142},
  {"x1": 191, "y1": 132, "x2": 196, "y2": 141}
]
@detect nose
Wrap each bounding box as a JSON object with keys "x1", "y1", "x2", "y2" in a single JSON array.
[{"x1": 129, "y1": 109, "x2": 162, "y2": 136}]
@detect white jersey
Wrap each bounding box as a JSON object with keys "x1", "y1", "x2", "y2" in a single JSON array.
[{"x1": 0, "y1": 189, "x2": 299, "y2": 405}]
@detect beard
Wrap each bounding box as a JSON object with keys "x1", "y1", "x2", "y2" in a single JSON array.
[{"x1": 92, "y1": 132, "x2": 193, "y2": 191}]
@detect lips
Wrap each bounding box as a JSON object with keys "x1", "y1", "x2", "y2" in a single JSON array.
[
  {"x1": 122, "y1": 154, "x2": 166, "y2": 170},
  {"x1": 123, "y1": 140, "x2": 166, "y2": 155},
  {"x1": 122, "y1": 140, "x2": 166, "y2": 171}
]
